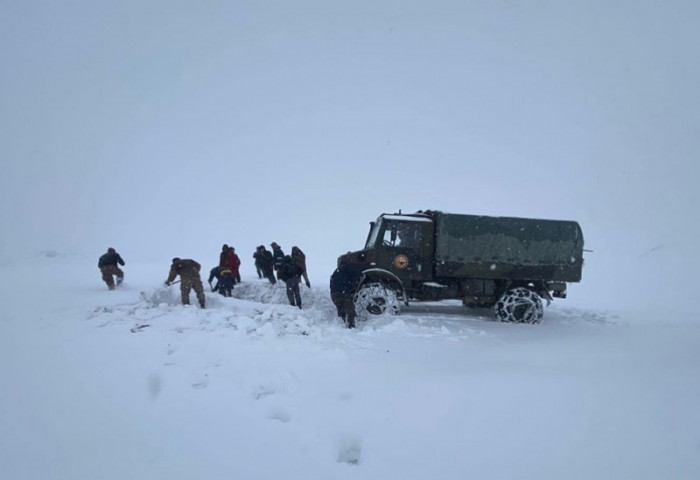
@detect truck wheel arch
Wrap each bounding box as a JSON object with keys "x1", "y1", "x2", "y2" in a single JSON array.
[{"x1": 359, "y1": 268, "x2": 407, "y2": 305}]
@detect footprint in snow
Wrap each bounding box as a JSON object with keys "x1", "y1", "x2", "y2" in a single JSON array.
[
  {"x1": 191, "y1": 373, "x2": 209, "y2": 389},
  {"x1": 253, "y1": 385, "x2": 277, "y2": 400},
  {"x1": 337, "y1": 437, "x2": 362, "y2": 465},
  {"x1": 266, "y1": 408, "x2": 292, "y2": 423}
]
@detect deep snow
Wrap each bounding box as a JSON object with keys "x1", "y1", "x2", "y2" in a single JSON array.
[{"x1": 1, "y1": 253, "x2": 699, "y2": 480}]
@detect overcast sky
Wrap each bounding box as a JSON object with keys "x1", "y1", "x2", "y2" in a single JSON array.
[{"x1": 1, "y1": 0, "x2": 698, "y2": 309}]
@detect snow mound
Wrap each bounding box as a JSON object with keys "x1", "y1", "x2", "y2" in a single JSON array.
[
  {"x1": 90, "y1": 279, "x2": 342, "y2": 339},
  {"x1": 231, "y1": 279, "x2": 321, "y2": 308}
]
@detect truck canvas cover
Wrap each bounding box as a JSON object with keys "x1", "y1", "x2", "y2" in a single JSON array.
[{"x1": 432, "y1": 212, "x2": 584, "y2": 282}]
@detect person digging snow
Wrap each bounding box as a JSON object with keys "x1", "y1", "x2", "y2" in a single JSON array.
[
  {"x1": 165, "y1": 257, "x2": 206, "y2": 308},
  {"x1": 208, "y1": 265, "x2": 235, "y2": 297}
]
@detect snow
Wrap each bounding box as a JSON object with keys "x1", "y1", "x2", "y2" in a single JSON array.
[
  {"x1": 381, "y1": 215, "x2": 434, "y2": 223},
  {"x1": 2, "y1": 254, "x2": 699, "y2": 480}
]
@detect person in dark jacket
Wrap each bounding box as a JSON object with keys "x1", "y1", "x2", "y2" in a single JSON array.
[
  {"x1": 98, "y1": 247, "x2": 125, "y2": 290},
  {"x1": 330, "y1": 261, "x2": 362, "y2": 328},
  {"x1": 270, "y1": 242, "x2": 285, "y2": 279},
  {"x1": 165, "y1": 258, "x2": 206, "y2": 308},
  {"x1": 291, "y1": 246, "x2": 311, "y2": 288},
  {"x1": 208, "y1": 265, "x2": 235, "y2": 297},
  {"x1": 277, "y1": 255, "x2": 303, "y2": 308},
  {"x1": 253, "y1": 247, "x2": 264, "y2": 279},
  {"x1": 258, "y1": 246, "x2": 276, "y2": 284}
]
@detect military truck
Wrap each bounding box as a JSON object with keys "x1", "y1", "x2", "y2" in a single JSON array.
[{"x1": 337, "y1": 210, "x2": 584, "y2": 324}]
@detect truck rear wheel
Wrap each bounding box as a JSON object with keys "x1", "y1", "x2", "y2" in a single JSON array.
[
  {"x1": 494, "y1": 287, "x2": 543, "y2": 324},
  {"x1": 354, "y1": 282, "x2": 401, "y2": 317}
]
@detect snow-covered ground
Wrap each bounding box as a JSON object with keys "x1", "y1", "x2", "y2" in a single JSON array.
[{"x1": 1, "y1": 253, "x2": 699, "y2": 480}]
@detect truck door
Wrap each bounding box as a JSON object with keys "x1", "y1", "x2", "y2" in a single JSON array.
[{"x1": 380, "y1": 219, "x2": 434, "y2": 281}]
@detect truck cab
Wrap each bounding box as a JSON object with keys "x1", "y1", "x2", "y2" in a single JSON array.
[
  {"x1": 338, "y1": 212, "x2": 436, "y2": 316},
  {"x1": 361, "y1": 213, "x2": 435, "y2": 283}
]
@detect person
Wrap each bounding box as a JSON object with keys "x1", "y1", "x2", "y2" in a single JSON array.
[
  {"x1": 165, "y1": 258, "x2": 206, "y2": 308},
  {"x1": 98, "y1": 247, "x2": 125, "y2": 290},
  {"x1": 208, "y1": 265, "x2": 235, "y2": 297},
  {"x1": 219, "y1": 244, "x2": 241, "y2": 284},
  {"x1": 228, "y1": 247, "x2": 242, "y2": 284},
  {"x1": 270, "y1": 242, "x2": 285, "y2": 279},
  {"x1": 259, "y1": 245, "x2": 276, "y2": 284},
  {"x1": 276, "y1": 255, "x2": 303, "y2": 308},
  {"x1": 208, "y1": 266, "x2": 219, "y2": 291},
  {"x1": 219, "y1": 244, "x2": 230, "y2": 268},
  {"x1": 330, "y1": 260, "x2": 362, "y2": 328},
  {"x1": 290, "y1": 246, "x2": 311, "y2": 288},
  {"x1": 253, "y1": 247, "x2": 264, "y2": 279}
]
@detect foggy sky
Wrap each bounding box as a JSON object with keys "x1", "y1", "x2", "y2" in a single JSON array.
[{"x1": 1, "y1": 0, "x2": 698, "y2": 310}]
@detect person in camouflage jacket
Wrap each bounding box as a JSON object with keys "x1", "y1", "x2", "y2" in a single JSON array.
[{"x1": 165, "y1": 258, "x2": 206, "y2": 308}]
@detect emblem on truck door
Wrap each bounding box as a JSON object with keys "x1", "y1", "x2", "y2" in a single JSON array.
[{"x1": 393, "y1": 254, "x2": 409, "y2": 269}]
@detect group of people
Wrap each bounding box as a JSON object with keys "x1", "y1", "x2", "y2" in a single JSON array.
[
  {"x1": 98, "y1": 243, "x2": 313, "y2": 311},
  {"x1": 253, "y1": 242, "x2": 311, "y2": 309},
  {"x1": 97, "y1": 244, "x2": 363, "y2": 328}
]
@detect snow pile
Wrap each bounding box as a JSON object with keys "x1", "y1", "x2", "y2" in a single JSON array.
[
  {"x1": 231, "y1": 279, "x2": 325, "y2": 310},
  {"x1": 95, "y1": 280, "x2": 340, "y2": 339}
]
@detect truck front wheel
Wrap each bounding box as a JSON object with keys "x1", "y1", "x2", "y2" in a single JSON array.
[
  {"x1": 354, "y1": 282, "x2": 401, "y2": 317},
  {"x1": 494, "y1": 287, "x2": 544, "y2": 324}
]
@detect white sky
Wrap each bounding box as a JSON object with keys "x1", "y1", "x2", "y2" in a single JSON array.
[{"x1": 1, "y1": 0, "x2": 698, "y2": 309}]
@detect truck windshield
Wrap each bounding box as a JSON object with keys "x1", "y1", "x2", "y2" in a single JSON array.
[
  {"x1": 366, "y1": 217, "x2": 432, "y2": 249},
  {"x1": 383, "y1": 220, "x2": 422, "y2": 248}
]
